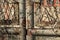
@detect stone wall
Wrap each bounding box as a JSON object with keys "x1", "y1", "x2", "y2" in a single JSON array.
[
  {"x1": 26, "y1": 0, "x2": 60, "y2": 40},
  {"x1": 0, "y1": 0, "x2": 60, "y2": 40}
]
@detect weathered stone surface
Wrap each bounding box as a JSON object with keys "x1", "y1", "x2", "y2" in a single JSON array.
[
  {"x1": 28, "y1": 29, "x2": 60, "y2": 35},
  {"x1": 26, "y1": 0, "x2": 33, "y2": 29},
  {"x1": 34, "y1": 4, "x2": 60, "y2": 28},
  {"x1": 26, "y1": 35, "x2": 33, "y2": 40},
  {"x1": 0, "y1": 0, "x2": 60, "y2": 40},
  {"x1": 32, "y1": 0, "x2": 40, "y2": 2},
  {"x1": 35, "y1": 36, "x2": 60, "y2": 40}
]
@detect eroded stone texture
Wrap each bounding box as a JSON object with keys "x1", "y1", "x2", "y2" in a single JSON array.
[
  {"x1": 34, "y1": 3, "x2": 60, "y2": 28},
  {"x1": 0, "y1": 0, "x2": 19, "y2": 25},
  {"x1": 27, "y1": 0, "x2": 60, "y2": 40},
  {"x1": 26, "y1": 0, "x2": 33, "y2": 29},
  {"x1": 35, "y1": 36, "x2": 60, "y2": 40}
]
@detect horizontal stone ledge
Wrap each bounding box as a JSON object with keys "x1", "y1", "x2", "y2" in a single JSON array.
[
  {"x1": 33, "y1": 34, "x2": 60, "y2": 37},
  {"x1": 0, "y1": 28, "x2": 21, "y2": 35},
  {"x1": 34, "y1": 25, "x2": 60, "y2": 29},
  {"x1": 0, "y1": 25, "x2": 21, "y2": 27},
  {"x1": 0, "y1": 1, "x2": 19, "y2": 4},
  {"x1": 32, "y1": 0, "x2": 40, "y2": 2},
  {"x1": 28, "y1": 29, "x2": 60, "y2": 35},
  {"x1": 0, "y1": 32, "x2": 20, "y2": 35}
]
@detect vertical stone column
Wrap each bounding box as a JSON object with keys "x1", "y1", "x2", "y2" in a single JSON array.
[
  {"x1": 19, "y1": 0, "x2": 26, "y2": 40},
  {"x1": 26, "y1": 0, "x2": 34, "y2": 29},
  {"x1": 56, "y1": 6, "x2": 59, "y2": 20},
  {"x1": 26, "y1": 0, "x2": 34, "y2": 40}
]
